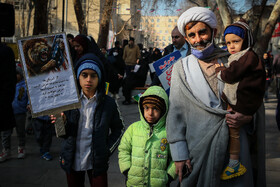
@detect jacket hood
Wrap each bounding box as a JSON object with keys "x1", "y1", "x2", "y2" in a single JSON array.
[
  {"x1": 74, "y1": 53, "x2": 106, "y2": 100},
  {"x1": 139, "y1": 86, "x2": 169, "y2": 129}
]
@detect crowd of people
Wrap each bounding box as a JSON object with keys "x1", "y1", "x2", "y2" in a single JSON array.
[{"x1": 1, "y1": 5, "x2": 280, "y2": 187}]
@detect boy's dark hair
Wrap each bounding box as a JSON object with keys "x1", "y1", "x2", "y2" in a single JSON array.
[{"x1": 67, "y1": 33, "x2": 74, "y2": 39}]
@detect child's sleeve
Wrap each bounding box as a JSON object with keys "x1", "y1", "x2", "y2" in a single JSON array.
[
  {"x1": 118, "y1": 125, "x2": 133, "y2": 173},
  {"x1": 218, "y1": 52, "x2": 258, "y2": 84},
  {"x1": 108, "y1": 100, "x2": 125, "y2": 155}
]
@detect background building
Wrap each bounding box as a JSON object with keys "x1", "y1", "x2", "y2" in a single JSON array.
[{"x1": 140, "y1": 16, "x2": 178, "y2": 49}]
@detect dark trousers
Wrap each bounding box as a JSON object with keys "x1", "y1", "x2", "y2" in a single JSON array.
[
  {"x1": 66, "y1": 169, "x2": 108, "y2": 187},
  {"x1": 32, "y1": 118, "x2": 53, "y2": 154},
  {"x1": 125, "y1": 65, "x2": 135, "y2": 77}
]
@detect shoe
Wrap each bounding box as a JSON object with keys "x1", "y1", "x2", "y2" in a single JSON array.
[
  {"x1": 0, "y1": 149, "x2": 11, "y2": 162},
  {"x1": 221, "y1": 163, "x2": 247, "y2": 180},
  {"x1": 122, "y1": 100, "x2": 131, "y2": 105},
  {"x1": 41, "y1": 152, "x2": 53, "y2": 161},
  {"x1": 18, "y1": 147, "x2": 25, "y2": 159}
]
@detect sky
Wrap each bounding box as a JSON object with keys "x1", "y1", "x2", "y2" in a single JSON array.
[{"x1": 142, "y1": 0, "x2": 277, "y2": 16}]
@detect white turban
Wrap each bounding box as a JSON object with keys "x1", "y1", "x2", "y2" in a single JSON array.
[{"x1": 177, "y1": 7, "x2": 217, "y2": 36}]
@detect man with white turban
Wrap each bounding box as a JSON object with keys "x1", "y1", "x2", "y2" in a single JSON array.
[{"x1": 166, "y1": 7, "x2": 266, "y2": 187}]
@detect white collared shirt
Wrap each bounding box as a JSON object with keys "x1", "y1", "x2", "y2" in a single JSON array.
[
  {"x1": 73, "y1": 91, "x2": 97, "y2": 171},
  {"x1": 173, "y1": 42, "x2": 189, "y2": 57}
]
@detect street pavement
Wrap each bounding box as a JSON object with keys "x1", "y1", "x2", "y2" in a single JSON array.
[{"x1": 0, "y1": 90, "x2": 280, "y2": 187}]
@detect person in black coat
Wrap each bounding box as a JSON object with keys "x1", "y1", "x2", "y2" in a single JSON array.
[
  {"x1": 122, "y1": 46, "x2": 149, "y2": 105},
  {"x1": 0, "y1": 42, "x2": 16, "y2": 132},
  {"x1": 51, "y1": 53, "x2": 124, "y2": 186},
  {"x1": 107, "y1": 41, "x2": 125, "y2": 99}
]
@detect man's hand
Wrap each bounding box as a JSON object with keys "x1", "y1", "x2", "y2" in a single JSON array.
[
  {"x1": 175, "y1": 159, "x2": 192, "y2": 182},
  {"x1": 226, "y1": 108, "x2": 252, "y2": 128}
]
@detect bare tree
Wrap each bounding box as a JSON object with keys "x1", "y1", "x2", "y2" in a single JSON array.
[
  {"x1": 20, "y1": 1, "x2": 26, "y2": 37},
  {"x1": 97, "y1": 0, "x2": 114, "y2": 48},
  {"x1": 33, "y1": 0, "x2": 48, "y2": 35},
  {"x1": 254, "y1": 0, "x2": 280, "y2": 55},
  {"x1": 73, "y1": 0, "x2": 87, "y2": 35},
  {"x1": 110, "y1": 11, "x2": 141, "y2": 46},
  {"x1": 26, "y1": 0, "x2": 34, "y2": 36},
  {"x1": 215, "y1": 0, "x2": 279, "y2": 55},
  {"x1": 216, "y1": 0, "x2": 232, "y2": 26}
]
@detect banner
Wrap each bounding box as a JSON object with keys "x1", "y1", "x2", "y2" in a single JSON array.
[
  {"x1": 153, "y1": 51, "x2": 181, "y2": 95},
  {"x1": 17, "y1": 33, "x2": 81, "y2": 118}
]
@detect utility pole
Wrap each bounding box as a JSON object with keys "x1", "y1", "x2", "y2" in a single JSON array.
[{"x1": 62, "y1": 0, "x2": 65, "y2": 32}]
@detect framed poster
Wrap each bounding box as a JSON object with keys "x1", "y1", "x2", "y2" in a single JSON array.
[
  {"x1": 17, "y1": 33, "x2": 81, "y2": 118},
  {"x1": 152, "y1": 51, "x2": 181, "y2": 95}
]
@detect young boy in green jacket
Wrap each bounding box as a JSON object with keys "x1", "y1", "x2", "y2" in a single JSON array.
[{"x1": 118, "y1": 86, "x2": 176, "y2": 187}]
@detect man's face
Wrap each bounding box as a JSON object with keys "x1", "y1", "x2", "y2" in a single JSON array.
[
  {"x1": 129, "y1": 40, "x2": 134, "y2": 46},
  {"x1": 172, "y1": 29, "x2": 185, "y2": 49},
  {"x1": 185, "y1": 22, "x2": 213, "y2": 50}
]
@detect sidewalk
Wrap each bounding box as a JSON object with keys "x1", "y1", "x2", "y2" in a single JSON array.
[{"x1": 0, "y1": 91, "x2": 279, "y2": 187}]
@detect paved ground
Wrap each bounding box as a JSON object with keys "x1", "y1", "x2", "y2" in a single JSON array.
[{"x1": 0, "y1": 90, "x2": 280, "y2": 187}]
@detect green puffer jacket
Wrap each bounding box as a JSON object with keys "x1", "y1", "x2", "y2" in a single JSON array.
[{"x1": 118, "y1": 86, "x2": 176, "y2": 187}]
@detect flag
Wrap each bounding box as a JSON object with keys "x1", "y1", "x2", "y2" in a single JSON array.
[
  {"x1": 137, "y1": 9, "x2": 141, "y2": 12},
  {"x1": 105, "y1": 82, "x2": 109, "y2": 95},
  {"x1": 132, "y1": 93, "x2": 143, "y2": 102},
  {"x1": 176, "y1": 9, "x2": 182, "y2": 11},
  {"x1": 150, "y1": 9, "x2": 155, "y2": 12},
  {"x1": 126, "y1": 8, "x2": 130, "y2": 10}
]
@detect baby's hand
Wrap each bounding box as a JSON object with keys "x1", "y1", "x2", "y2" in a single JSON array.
[{"x1": 215, "y1": 63, "x2": 224, "y2": 68}]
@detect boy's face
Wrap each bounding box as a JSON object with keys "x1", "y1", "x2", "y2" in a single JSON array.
[
  {"x1": 143, "y1": 103, "x2": 161, "y2": 124},
  {"x1": 79, "y1": 69, "x2": 99, "y2": 98},
  {"x1": 225, "y1": 34, "x2": 244, "y2": 54}
]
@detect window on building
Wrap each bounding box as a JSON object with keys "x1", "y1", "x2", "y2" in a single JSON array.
[
  {"x1": 165, "y1": 30, "x2": 168, "y2": 34},
  {"x1": 156, "y1": 36, "x2": 159, "y2": 40},
  {"x1": 169, "y1": 19, "x2": 172, "y2": 22},
  {"x1": 162, "y1": 42, "x2": 165, "y2": 46},
  {"x1": 157, "y1": 25, "x2": 160, "y2": 27},
  {"x1": 174, "y1": 19, "x2": 177, "y2": 22},
  {"x1": 160, "y1": 30, "x2": 162, "y2": 33},
  {"x1": 162, "y1": 36, "x2": 166, "y2": 41},
  {"x1": 151, "y1": 19, "x2": 154, "y2": 22},
  {"x1": 168, "y1": 25, "x2": 171, "y2": 28},
  {"x1": 157, "y1": 19, "x2": 160, "y2": 22},
  {"x1": 14, "y1": 1, "x2": 26, "y2": 9}
]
